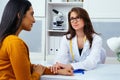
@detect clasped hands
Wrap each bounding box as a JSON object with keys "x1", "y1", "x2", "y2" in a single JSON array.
[{"x1": 49, "y1": 62, "x2": 73, "y2": 76}]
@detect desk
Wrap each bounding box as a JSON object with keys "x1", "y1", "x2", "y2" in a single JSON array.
[{"x1": 41, "y1": 64, "x2": 120, "y2": 80}]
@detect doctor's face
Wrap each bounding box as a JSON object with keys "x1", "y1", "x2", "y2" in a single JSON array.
[{"x1": 70, "y1": 11, "x2": 85, "y2": 31}]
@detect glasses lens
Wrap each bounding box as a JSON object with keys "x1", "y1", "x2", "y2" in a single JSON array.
[{"x1": 70, "y1": 17, "x2": 80, "y2": 23}]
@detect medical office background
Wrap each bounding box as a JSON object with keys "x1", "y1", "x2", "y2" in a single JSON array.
[{"x1": 0, "y1": 0, "x2": 120, "y2": 64}]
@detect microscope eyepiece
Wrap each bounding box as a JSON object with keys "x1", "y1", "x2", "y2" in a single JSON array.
[{"x1": 52, "y1": 9, "x2": 59, "y2": 14}]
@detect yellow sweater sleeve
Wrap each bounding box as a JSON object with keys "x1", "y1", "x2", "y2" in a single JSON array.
[{"x1": 6, "y1": 35, "x2": 40, "y2": 80}]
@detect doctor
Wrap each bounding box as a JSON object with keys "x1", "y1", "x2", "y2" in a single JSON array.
[{"x1": 51, "y1": 7, "x2": 106, "y2": 72}]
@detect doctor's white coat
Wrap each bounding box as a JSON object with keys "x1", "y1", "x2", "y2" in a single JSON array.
[{"x1": 54, "y1": 34, "x2": 106, "y2": 70}]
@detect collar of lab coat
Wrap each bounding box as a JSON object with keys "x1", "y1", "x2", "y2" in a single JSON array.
[{"x1": 71, "y1": 36, "x2": 90, "y2": 58}]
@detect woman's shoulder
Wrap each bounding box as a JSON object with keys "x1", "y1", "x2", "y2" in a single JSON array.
[
  {"x1": 5, "y1": 35, "x2": 21, "y2": 40},
  {"x1": 61, "y1": 34, "x2": 71, "y2": 44},
  {"x1": 92, "y1": 34, "x2": 102, "y2": 40},
  {"x1": 62, "y1": 34, "x2": 72, "y2": 39},
  {"x1": 62, "y1": 34, "x2": 72, "y2": 40},
  {"x1": 61, "y1": 35, "x2": 66, "y2": 39},
  {"x1": 4, "y1": 35, "x2": 24, "y2": 43}
]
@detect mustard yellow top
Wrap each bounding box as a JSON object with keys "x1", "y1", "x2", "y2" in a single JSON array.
[{"x1": 0, "y1": 35, "x2": 54, "y2": 80}]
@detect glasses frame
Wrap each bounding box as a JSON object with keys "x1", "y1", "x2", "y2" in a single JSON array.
[{"x1": 70, "y1": 16, "x2": 81, "y2": 23}]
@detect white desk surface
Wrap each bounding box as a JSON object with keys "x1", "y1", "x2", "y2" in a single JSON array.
[{"x1": 41, "y1": 64, "x2": 120, "y2": 80}]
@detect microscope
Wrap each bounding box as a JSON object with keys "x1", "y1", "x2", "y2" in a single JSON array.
[{"x1": 52, "y1": 9, "x2": 64, "y2": 30}]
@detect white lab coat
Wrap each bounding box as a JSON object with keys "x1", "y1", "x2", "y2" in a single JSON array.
[{"x1": 54, "y1": 34, "x2": 106, "y2": 70}]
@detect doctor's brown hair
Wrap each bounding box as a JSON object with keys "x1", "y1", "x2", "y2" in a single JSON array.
[{"x1": 65, "y1": 7, "x2": 98, "y2": 48}]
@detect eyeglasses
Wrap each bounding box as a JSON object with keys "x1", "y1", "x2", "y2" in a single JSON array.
[{"x1": 70, "y1": 17, "x2": 81, "y2": 23}]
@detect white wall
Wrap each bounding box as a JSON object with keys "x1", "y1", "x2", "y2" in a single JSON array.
[{"x1": 0, "y1": 0, "x2": 8, "y2": 22}]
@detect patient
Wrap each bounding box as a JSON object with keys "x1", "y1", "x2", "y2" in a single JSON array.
[{"x1": 0, "y1": 0, "x2": 73, "y2": 80}]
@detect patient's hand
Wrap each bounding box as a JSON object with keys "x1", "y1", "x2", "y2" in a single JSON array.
[{"x1": 33, "y1": 64, "x2": 45, "y2": 75}]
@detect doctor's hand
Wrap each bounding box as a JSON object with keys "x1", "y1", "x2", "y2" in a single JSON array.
[
  {"x1": 50, "y1": 62, "x2": 73, "y2": 74},
  {"x1": 57, "y1": 68, "x2": 73, "y2": 76}
]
